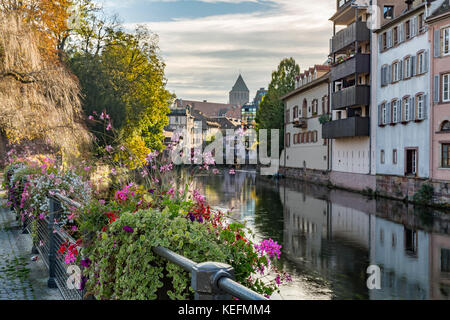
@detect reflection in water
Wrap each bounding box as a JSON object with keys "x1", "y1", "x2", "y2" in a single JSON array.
[{"x1": 192, "y1": 170, "x2": 450, "y2": 300}]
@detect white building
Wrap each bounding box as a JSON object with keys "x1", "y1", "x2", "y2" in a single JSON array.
[
  {"x1": 375, "y1": 1, "x2": 432, "y2": 178},
  {"x1": 281, "y1": 65, "x2": 330, "y2": 171}
]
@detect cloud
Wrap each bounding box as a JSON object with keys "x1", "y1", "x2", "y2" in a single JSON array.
[{"x1": 118, "y1": 0, "x2": 335, "y2": 103}]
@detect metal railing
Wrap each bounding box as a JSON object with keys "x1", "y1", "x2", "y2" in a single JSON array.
[{"x1": 7, "y1": 173, "x2": 268, "y2": 300}]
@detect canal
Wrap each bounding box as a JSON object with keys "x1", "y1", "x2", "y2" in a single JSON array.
[{"x1": 191, "y1": 170, "x2": 450, "y2": 300}]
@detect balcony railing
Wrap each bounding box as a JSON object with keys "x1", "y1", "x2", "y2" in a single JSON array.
[
  {"x1": 322, "y1": 116, "x2": 370, "y2": 139},
  {"x1": 331, "y1": 21, "x2": 370, "y2": 54},
  {"x1": 330, "y1": 53, "x2": 371, "y2": 82},
  {"x1": 331, "y1": 85, "x2": 370, "y2": 110}
]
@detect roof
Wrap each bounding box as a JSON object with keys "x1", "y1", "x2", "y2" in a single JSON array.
[
  {"x1": 176, "y1": 99, "x2": 241, "y2": 120},
  {"x1": 231, "y1": 74, "x2": 249, "y2": 92},
  {"x1": 281, "y1": 72, "x2": 330, "y2": 101},
  {"x1": 427, "y1": 0, "x2": 450, "y2": 22}
]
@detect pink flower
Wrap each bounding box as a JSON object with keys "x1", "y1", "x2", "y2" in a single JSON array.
[
  {"x1": 88, "y1": 115, "x2": 94, "y2": 120},
  {"x1": 106, "y1": 123, "x2": 112, "y2": 131},
  {"x1": 105, "y1": 145, "x2": 113, "y2": 153},
  {"x1": 229, "y1": 169, "x2": 236, "y2": 175}
]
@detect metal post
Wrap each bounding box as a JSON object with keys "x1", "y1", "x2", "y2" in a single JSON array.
[
  {"x1": 191, "y1": 262, "x2": 234, "y2": 300},
  {"x1": 47, "y1": 197, "x2": 61, "y2": 289}
]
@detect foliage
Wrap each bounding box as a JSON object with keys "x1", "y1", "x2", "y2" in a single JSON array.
[
  {"x1": 318, "y1": 113, "x2": 331, "y2": 125},
  {"x1": 256, "y1": 58, "x2": 300, "y2": 154},
  {"x1": 413, "y1": 183, "x2": 435, "y2": 205}
]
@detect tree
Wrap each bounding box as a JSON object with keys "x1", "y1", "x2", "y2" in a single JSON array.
[
  {"x1": 68, "y1": 25, "x2": 173, "y2": 166},
  {"x1": 256, "y1": 57, "x2": 300, "y2": 154}
]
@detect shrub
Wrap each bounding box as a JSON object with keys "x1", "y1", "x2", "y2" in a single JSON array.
[{"x1": 413, "y1": 183, "x2": 434, "y2": 205}]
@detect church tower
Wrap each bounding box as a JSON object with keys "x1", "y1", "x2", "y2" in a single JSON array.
[{"x1": 229, "y1": 74, "x2": 249, "y2": 106}]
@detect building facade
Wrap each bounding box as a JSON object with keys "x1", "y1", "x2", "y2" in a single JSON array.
[
  {"x1": 229, "y1": 74, "x2": 250, "y2": 106},
  {"x1": 375, "y1": 1, "x2": 431, "y2": 179},
  {"x1": 323, "y1": 0, "x2": 374, "y2": 190},
  {"x1": 428, "y1": 0, "x2": 450, "y2": 181},
  {"x1": 281, "y1": 65, "x2": 330, "y2": 173}
]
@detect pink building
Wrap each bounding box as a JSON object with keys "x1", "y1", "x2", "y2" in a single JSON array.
[{"x1": 428, "y1": 1, "x2": 450, "y2": 181}]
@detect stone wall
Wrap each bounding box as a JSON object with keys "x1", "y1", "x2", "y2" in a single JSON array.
[{"x1": 279, "y1": 167, "x2": 330, "y2": 186}]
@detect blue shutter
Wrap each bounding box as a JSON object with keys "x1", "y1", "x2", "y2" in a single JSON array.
[
  {"x1": 424, "y1": 50, "x2": 429, "y2": 73},
  {"x1": 423, "y1": 94, "x2": 428, "y2": 119},
  {"x1": 387, "y1": 102, "x2": 392, "y2": 124},
  {"x1": 378, "y1": 104, "x2": 382, "y2": 125},
  {"x1": 434, "y1": 75, "x2": 441, "y2": 103},
  {"x1": 397, "y1": 99, "x2": 402, "y2": 122},
  {"x1": 410, "y1": 97, "x2": 416, "y2": 121},
  {"x1": 434, "y1": 29, "x2": 441, "y2": 57}
]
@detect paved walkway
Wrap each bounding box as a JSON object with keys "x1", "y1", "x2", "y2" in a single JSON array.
[{"x1": 0, "y1": 189, "x2": 62, "y2": 300}]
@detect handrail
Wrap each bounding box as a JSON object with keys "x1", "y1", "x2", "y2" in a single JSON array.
[{"x1": 50, "y1": 191, "x2": 268, "y2": 301}]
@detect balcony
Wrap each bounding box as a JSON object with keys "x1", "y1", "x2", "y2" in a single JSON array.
[
  {"x1": 293, "y1": 119, "x2": 307, "y2": 129},
  {"x1": 330, "y1": 53, "x2": 370, "y2": 82},
  {"x1": 322, "y1": 116, "x2": 370, "y2": 139},
  {"x1": 331, "y1": 85, "x2": 370, "y2": 110},
  {"x1": 330, "y1": 21, "x2": 370, "y2": 54}
]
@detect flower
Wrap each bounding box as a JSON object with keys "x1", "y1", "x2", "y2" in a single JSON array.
[
  {"x1": 123, "y1": 226, "x2": 134, "y2": 233},
  {"x1": 81, "y1": 257, "x2": 91, "y2": 268},
  {"x1": 105, "y1": 145, "x2": 113, "y2": 153},
  {"x1": 229, "y1": 169, "x2": 236, "y2": 175},
  {"x1": 106, "y1": 123, "x2": 112, "y2": 131}
]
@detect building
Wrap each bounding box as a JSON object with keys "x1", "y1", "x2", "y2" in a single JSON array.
[
  {"x1": 241, "y1": 88, "x2": 266, "y2": 129},
  {"x1": 280, "y1": 65, "x2": 330, "y2": 174},
  {"x1": 229, "y1": 74, "x2": 250, "y2": 106},
  {"x1": 175, "y1": 99, "x2": 241, "y2": 122},
  {"x1": 322, "y1": 0, "x2": 374, "y2": 190},
  {"x1": 165, "y1": 106, "x2": 195, "y2": 151},
  {"x1": 428, "y1": 0, "x2": 450, "y2": 182},
  {"x1": 375, "y1": 0, "x2": 432, "y2": 182}
]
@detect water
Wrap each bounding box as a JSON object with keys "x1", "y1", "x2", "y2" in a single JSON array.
[{"x1": 191, "y1": 169, "x2": 450, "y2": 300}]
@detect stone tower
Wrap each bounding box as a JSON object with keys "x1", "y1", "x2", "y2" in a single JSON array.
[{"x1": 229, "y1": 74, "x2": 249, "y2": 106}]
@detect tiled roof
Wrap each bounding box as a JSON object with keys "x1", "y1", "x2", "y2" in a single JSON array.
[
  {"x1": 428, "y1": 0, "x2": 450, "y2": 20},
  {"x1": 176, "y1": 99, "x2": 241, "y2": 120}
]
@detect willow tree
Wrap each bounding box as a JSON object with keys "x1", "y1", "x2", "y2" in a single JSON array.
[{"x1": 0, "y1": 1, "x2": 91, "y2": 163}]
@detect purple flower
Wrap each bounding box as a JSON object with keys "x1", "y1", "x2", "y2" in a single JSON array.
[
  {"x1": 81, "y1": 258, "x2": 91, "y2": 268},
  {"x1": 123, "y1": 226, "x2": 134, "y2": 233},
  {"x1": 188, "y1": 213, "x2": 195, "y2": 222},
  {"x1": 148, "y1": 189, "x2": 155, "y2": 194},
  {"x1": 80, "y1": 275, "x2": 88, "y2": 290},
  {"x1": 197, "y1": 216, "x2": 203, "y2": 223}
]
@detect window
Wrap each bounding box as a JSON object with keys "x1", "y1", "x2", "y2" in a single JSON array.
[
  {"x1": 417, "y1": 51, "x2": 426, "y2": 74},
  {"x1": 444, "y1": 27, "x2": 450, "y2": 56},
  {"x1": 403, "y1": 97, "x2": 410, "y2": 121},
  {"x1": 441, "y1": 121, "x2": 450, "y2": 132},
  {"x1": 293, "y1": 106, "x2": 298, "y2": 119},
  {"x1": 418, "y1": 13, "x2": 425, "y2": 33},
  {"x1": 384, "y1": 6, "x2": 394, "y2": 19},
  {"x1": 393, "y1": 149, "x2": 398, "y2": 164},
  {"x1": 416, "y1": 94, "x2": 424, "y2": 120},
  {"x1": 392, "y1": 62, "x2": 400, "y2": 82},
  {"x1": 442, "y1": 144, "x2": 450, "y2": 168},
  {"x1": 442, "y1": 249, "x2": 450, "y2": 273},
  {"x1": 444, "y1": 74, "x2": 450, "y2": 102},
  {"x1": 393, "y1": 26, "x2": 398, "y2": 45},
  {"x1": 404, "y1": 228, "x2": 418, "y2": 255},
  {"x1": 405, "y1": 149, "x2": 417, "y2": 176},
  {"x1": 381, "y1": 103, "x2": 387, "y2": 125},
  {"x1": 392, "y1": 100, "x2": 398, "y2": 123},
  {"x1": 404, "y1": 57, "x2": 412, "y2": 78},
  {"x1": 406, "y1": 20, "x2": 410, "y2": 39},
  {"x1": 381, "y1": 150, "x2": 385, "y2": 164}
]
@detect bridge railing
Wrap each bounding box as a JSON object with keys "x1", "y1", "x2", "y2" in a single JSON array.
[{"x1": 18, "y1": 184, "x2": 268, "y2": 300}]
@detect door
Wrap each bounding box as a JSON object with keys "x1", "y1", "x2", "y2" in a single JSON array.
[{"x1": 405, "y1": 149, "x2": 417, "y2": 176}]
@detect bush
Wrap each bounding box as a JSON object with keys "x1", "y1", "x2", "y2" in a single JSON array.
[
  {"x1": 413, "y1": 183, "x2": 434, "y2": 205},
  {"x1": 82, "y1": 209, "x2": 231, "y2": 300}
]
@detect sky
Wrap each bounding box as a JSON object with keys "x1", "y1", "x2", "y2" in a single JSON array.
[{"x1": 97, "y1": 0, "x2": 335, "y2": 103}]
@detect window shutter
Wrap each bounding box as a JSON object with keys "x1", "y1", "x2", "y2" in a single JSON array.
[
  {"x1": 381, "y1": 66, "x2": 386, "y2": 86},
  {"x1": 379, "y1": 34, "x2": 383, "y2": 52},
  {"x1": 397, "y1": 99, "x2": 402, "y2": 122},
  {"x1": 424, "y1": 50, "x2": 429, "y2": 73},
  {"x1": 434, "y1": 75, "x2": 440, "y2": 103},
  {"x1": 388, "y1": 65, "x2": 393, "y2": 84},
  {"x1": 434, "y1": 29, "x2": 441, "y2": 57},
  {"x1": 411, "y1": 17, "x2": 417, "y2": 37},
  {"x1": 387, "y1": 102, "x2": 392, "y2": 124},
  {"x1": 411, "y1": 56, "x2": 416, "y2": 76},
  {"x1": 399, "y1": 62, "x2": 403, "y2": 80},
  {"x1": 423, "y1": 94, "x2": 428, "y2": 119},
  {"x1": 398, "y1": 24, "x2": 404, "y2": 43},
  {"x1": 378, "y1": 104, "x2": 382, "y2": 125},
  {"x1": 410, "y1": 97, "x2": 416, "y2": 121},
  {"x1": 387, "y1": 30, "x2": 392, "y2": 48}
]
